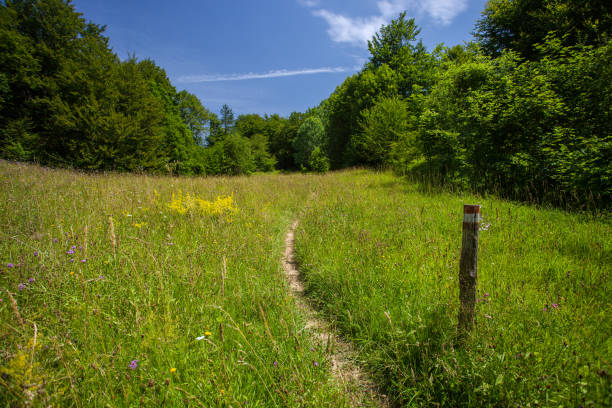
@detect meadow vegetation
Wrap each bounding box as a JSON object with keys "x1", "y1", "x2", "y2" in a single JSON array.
[
  {"x1": 0, "y1": 160, "x2": 354, "y2": 407},
  {"x1": 296, "y1": 171, "x2": 611, "y2": 406},
  {"x1": 1, "y1": 2, "x2": 610, "y2": 405},
  {"x1": 2, "y1": 1, "x2": 610, "y2": 209},
  {"x1": 1, "y1": 160, "x2": 610, "y2": 406}
]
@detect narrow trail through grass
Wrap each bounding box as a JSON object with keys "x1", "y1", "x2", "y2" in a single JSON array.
[
  {"x1": 283, "y1": 221, "x2": 388, "y2": 408},
  {"x1": 295, "y1": 171, "x2": 610, "y2": 406},
  {"x1": 2, "y1": 162, "x2": 608, "y2": 406}
]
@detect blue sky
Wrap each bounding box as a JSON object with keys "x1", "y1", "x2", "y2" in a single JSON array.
[{"x1": 72, "y1": 0, "x2": 487, "y2": 117}]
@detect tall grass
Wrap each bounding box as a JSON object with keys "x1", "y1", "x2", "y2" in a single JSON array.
[
  {"x1": 295, "y1": 170, "x2": 611, "y2": 406},
  {"x1": 2, "y1": 161, "x2": 609, "y2": 407},
  {"x1": 0, "y1": 161, "x2": 354, "y2": 407}
]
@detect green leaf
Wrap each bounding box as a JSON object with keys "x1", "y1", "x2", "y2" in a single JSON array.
[{"x1": 495, "y1": 373, "x2": 504, "y2": 386}]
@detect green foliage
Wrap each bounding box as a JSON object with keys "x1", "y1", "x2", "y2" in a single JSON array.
[
  {"x1": 324, "y1": 66, "x2": 400, "y2": 168},
  {"x1": 1, "y1": 0, "x2": 609, "y2": 202},
  {"x1": 417, "y1": 51, "x2": 561, "y2": 190},
  {"x1": 267, "y1": 112, "x2": 304, "y2": 170},
  {"x1": 219, "y1": 132, "x2": 255, "y2": 175},
  {"x1": 249, "y1": 133, "x2": 277, "y2": 172},
  {"x1": 220, "y1": 103, "x2": 234, "y2": 136},
  {"x1": 367, "y1": 11, "x2": 421, "y2": 71},
  {"x1": 475, "y1": 0, "x2": 612, "y2": 60},
  {"x1": 0, "y1": 0, "x2": 207, "y2": 174},
  {"x1": 319, "y1": 6, "x2": 611, "y2": 208},
  {"x1": 145, "y1": 61, "x2": 197, "y2": 173},
  {"x1": 0, "y1": 0, "x2": 271, "y2": 176},
  {"x1": 534, "y1": 38, "x2": 612, "y2": 203},
  {"x1": 205, "y1": 113, "x2": 223, "y2": 146},
  {"x1": 323, "y1": 13, "x2": 435, "y2": 169},
  {"x1": 352, "y1": 95, "x2": 413, "y2": 167},
  {"x1": 176, "y1": 90, "x2": 213, "y2": 145},
  {"x1": 235, "y1": 113, "x2": 267, "y2": 139},
  {"x1": 307, "y1": 146, "x2": 329, "y2": 173},
  {"x1": 293, "y1": 116, "x2": 325, "y2": 169},
  {"x1": 413, "y1": 39, "x2": 611, "y2": 207}
]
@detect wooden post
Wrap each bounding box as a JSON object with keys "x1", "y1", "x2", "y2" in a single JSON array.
[{"x1": 458, "y1": 204, "x2": 480, "y2": 337}]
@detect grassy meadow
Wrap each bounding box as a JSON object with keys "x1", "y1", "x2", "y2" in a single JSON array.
[
  {"x1": 1, "y1": 160, "x2": 610, "y2": 407},
  {"x1": 0, "y1": 161, "x2": 351, "y2": 407},
  {"x1": 295, "y1": 171, "x2": 611, "y2": 406}
]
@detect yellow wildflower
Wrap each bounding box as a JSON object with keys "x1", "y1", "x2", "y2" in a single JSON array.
[
  {"x1": 167, "y1": 191, "x2": 237, "y2": 217},
  {"x1": 170, "y1": 368, "x2": 176, "y2": 373}
]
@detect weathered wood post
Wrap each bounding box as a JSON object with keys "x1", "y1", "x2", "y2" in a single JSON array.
[{"x1": 458, "y1": 204, "x2": 480, "y2": 338}]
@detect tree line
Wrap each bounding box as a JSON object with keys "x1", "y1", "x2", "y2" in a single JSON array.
[
  {"x1": 0, "y1": 0, "x2": 324, "y2": 175},
  {"x1": 316, "y1": 1, "x2": 611, "y2": 208},
  {"x1": 1, "y1": 0, "x2": 610, "y2": 207}
]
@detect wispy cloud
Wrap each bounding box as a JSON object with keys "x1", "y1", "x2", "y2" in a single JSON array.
[
  {"x1": 313, "y1": 10, "x2": 386, "y2": 46},
  {"x1": 302, "y1": 0, "x2": 468, "y2": 47},
  {"x1": 176, "y1": 66, "x2": 350, "y2": 83},
  {"x1": 419, "y1": 0, "x2": 468, "y2": 25},
  {"x1": 297, "y1": 0, "x2": 320, "y2": 7}
]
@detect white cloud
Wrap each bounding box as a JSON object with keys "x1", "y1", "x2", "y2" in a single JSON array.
[
  {"x1": 307, "y1": 0, "x2": 468, "y2": 47},
  {"x1": 176, "y1": 67, "x2": 350, "y2": 83},
  {"x1": 297, "y1": 0, "x2": 320, "y2": 7},
  {"x1": 313, "y1": 9, "x2": 386, "y2": 46},
  {"x1": 419, "y1": 0, "x2": 468, "y2": 25},
  {"x1": 377, "y1": 0, "x2": 405, "y2": 18}
]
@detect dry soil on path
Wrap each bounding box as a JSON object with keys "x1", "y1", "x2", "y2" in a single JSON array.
[{"x1": 283, "y1": 221, "x2": 389, "y2": 408}]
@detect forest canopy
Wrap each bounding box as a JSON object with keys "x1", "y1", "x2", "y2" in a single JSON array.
[
  {"x1": 0, "y1": 0, "x2": 610, "y2": 207},
  {"x1": 0, "y1": 0, "x2": 309, "y2": 175}
]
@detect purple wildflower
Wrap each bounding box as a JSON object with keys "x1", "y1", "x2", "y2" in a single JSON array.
[
  {"x1": 28, "y1": 278, "x2": 35, "y2": 283},
  {"x1": 53, "y1": 238, "x2": 58, "y2": 243},
  {"x1": 551, "y1": 303, "x2": 559, "y2": 309},
  {"x1": 273, "y1": 361, "x2": 278, "y2": 368},
  {"x1": 98, "y1": 275, "x2": 104, "y2": 280},
  {"x1": 70, "y1": 259, "x2": 74, "y2": 263},
  {"x1": 484, "y1": 292, "x2": 490, "y2": 298},
  {"x1": 6, "y1": 263, "x2": 14, "y2": 268},
  {"x1": 129, "y1": 360, "x2": 139, "y2": 370},
  {"x1": 310, "y1": 347, "x2": 315, "y2": 352},
  {"x1": 34, "y1": 251, "x2": 39, "y2": 256},
  {"x1": 313, "y1": 361, "x2": 319, "y2": 367},
  {"x1": 543, "y1": 306, "x2": 548, "y2": 312},
  {"x1": 78, "y1": 246, "x2": 82, "y2": 250},
  {"x1": 0, "y1": 298, "x2": 3, "y2": 302},
  {"x1": 81, "y1": 259, "x2": 86, "y2": 263},
  {"x1": 67, "y1": 250, "x2": 75, "y2": 255},
  {"x1": 71, "y1": 245, "x2": 76, "y2": 250},
  {"x1": 18, "y1": 283, "x2": 24, "y2": 291}
]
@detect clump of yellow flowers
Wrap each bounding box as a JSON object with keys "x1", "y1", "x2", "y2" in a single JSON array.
[
  {"x1": 167, "y1": 191, "x2": 238, "y2": 218},
  {"x1": 0, "y1": 336, "x2": 45, "y2": 405}
]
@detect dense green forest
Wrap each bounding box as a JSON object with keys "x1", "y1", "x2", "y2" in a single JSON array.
[{"x1": 1, "y1": 0, "x2": 610, "y2": 207}]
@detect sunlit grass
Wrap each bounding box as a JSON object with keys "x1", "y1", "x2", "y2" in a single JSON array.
[
  {"x1": 1, "y1": 161, "x2": 609, "y2": 407},
  {"x1": 0, "y1": 161, "x2": 350, "y2": 407},
  {"x1": 295, "y1": 170, "x2": 611, "y2": 407}
]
